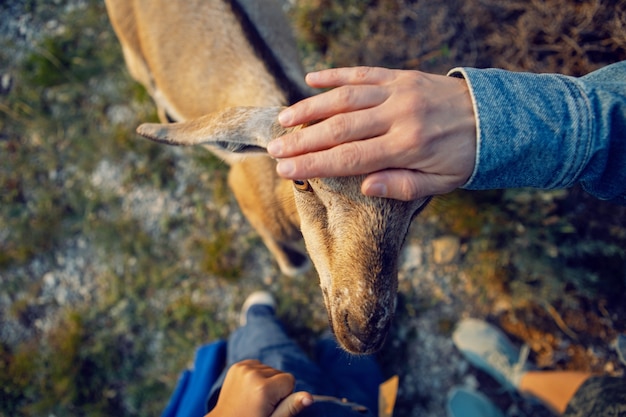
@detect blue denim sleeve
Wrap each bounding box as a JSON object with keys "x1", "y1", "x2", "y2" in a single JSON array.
[{"x1": 448, "y1": 61, "x2": 626, "y2": 205}]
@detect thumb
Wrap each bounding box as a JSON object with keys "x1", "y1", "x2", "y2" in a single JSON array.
[
  {"x1": 363, "y1": 170, "x2": 455, "y2": 201},
  {"x1": 269, "y1": 392, "x2": 313, "y2": 417}
]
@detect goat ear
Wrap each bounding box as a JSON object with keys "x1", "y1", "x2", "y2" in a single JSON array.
[{"x1": 136, "y1": 106, "x2": 287, "y2": 154}]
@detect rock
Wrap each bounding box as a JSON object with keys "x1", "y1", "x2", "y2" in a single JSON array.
[
  {"x1": 0, "y1": 73, "x2": 13, "y2": 95},
  {"x1": 431, "y1": 235, "x2": 461, "y2": 265},
  {"x1": 402, "y1": 243, "x2": 423, "y2": 270}
]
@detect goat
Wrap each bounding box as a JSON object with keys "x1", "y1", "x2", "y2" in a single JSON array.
[{"x1": 105, "y1": 0, "x2": 430, "y2": 354}]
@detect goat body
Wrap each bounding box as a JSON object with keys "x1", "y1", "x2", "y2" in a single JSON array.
[{"x1": 105, "y1": 0, "x2": 429, "y2": 354}]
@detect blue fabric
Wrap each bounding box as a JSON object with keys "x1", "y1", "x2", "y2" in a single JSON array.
[
  {"x1": 206, "y1": 305, "x2": 383, "y2": 417},
  {"x1": 161, "y1": 340, "x2": 227, "y2": 417},
  {"x1": 617, "y1": 334, "x2": 626, "y2": 366},
  {"x1": 161, "y1": 371, "x2": 191, "y2": 417},
  {"x1": 449, "y1": 61, "x2": 626, "y2": 205}
]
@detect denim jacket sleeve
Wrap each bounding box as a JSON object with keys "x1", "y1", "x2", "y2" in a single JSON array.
[{"x1": 448, "y1": 61, "x2": 626, "y2": 205}]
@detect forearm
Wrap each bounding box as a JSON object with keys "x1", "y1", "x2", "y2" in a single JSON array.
[{"x1": 451, "y1": 61, "x2": 626, "y2": 204}]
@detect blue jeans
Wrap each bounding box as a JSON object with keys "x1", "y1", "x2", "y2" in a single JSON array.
[{"x1": 207, "y1": 305, "x2": 383, "y2": 416}]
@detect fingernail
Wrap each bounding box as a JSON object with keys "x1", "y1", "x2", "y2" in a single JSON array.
[
  {"x1": 302, "y1": 397, "x2": 313, "y2": 407},
  {"x1": 276, "y1": 160, "x2": 295, "y2": 177},
  {"x1": 365, "y1": 182, "x2": 387, "y2": 197},
  {"x1": 267, "y1": 140, "x2": 281, "y2": 156},
  {"x1": 278, "y1": 108, "x2": 293, "y2": 126},
  {"x1": 306, "y1": 71, "x2": 321, "y2": 83}
]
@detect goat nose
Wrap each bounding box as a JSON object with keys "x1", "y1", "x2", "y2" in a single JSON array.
[
  {"x1": 340, "y1": 311, "x2": 388, "y2": 354},
  {"x1": 346, "y1": 314, "x2": 371, "y2": 344}
]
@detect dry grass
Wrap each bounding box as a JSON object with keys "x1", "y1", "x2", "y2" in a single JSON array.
[{"x1": 294, "y1": 0, "x2": 626, "y2": 75}]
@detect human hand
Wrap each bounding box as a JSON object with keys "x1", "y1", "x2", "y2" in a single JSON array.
[
  {"x1": 267, "y1": 67, "x2": 477, "y2": 201},
  {"x1": 206, "y1": 360, "x2": 313, "y2": 417}
]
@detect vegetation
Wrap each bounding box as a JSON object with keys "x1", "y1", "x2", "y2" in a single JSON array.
[{"x1": 1, "y1": 1, "x2": 234, "y2": 414}]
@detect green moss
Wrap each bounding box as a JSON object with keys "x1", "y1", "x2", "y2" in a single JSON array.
[
  {"x1": 0, "y1": 1, "x2": 136, "y2": 269},
  {"x1": 197, "y1": 230, "x2": 244, "y2": 280},
  {"x1": 0, "y1": 340, "x2": 39, "y2": 415},
  {"x1": 23, "y1": 1, "x2": 121, "y2": 88}
]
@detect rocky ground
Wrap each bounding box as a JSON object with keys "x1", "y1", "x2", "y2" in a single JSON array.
[{"x1": 1, "y1": 1, "x2": 625, "y2": 416}]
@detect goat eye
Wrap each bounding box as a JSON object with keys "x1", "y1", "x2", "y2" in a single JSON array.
[{"x1": 293, "y1": 179, "x2": 312, "y2": 192}]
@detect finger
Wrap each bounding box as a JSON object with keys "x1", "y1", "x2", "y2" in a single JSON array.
[
  {"x1": 362, "y1": 170, "x2": 453, "y2": 201},
  {"x1": 273, "y1": 107, "x2": 389, "y2": 159},
  {"x1": 274, "y1": 118, "x2": 423, "y2": 179},
  {"x1": 249, "y1": 371, "x2": 296, "y2": 417},
  {"x1": 245, "y1": 363, "x2": 294, "y2": 383},
  {"x1": 305, "y1": 66, "x2": 397, "y2": 88},
  {"x1": 236, "y1": 359, "x2": 263, "y2": 367},
  {"x1": 278, "y1": 83, "x2": 388, "y2": 127},
  {"x1": 269, "y1": 392, "x2": 314, "y2": 417},
  {"x1": 264, "y1": 372, "x2": 296, "y2": 400},
  {"x1": 228, "y1": 360, "x2": 288, "y2": 385},
  {"x1": 275, "y1": 133, "x2": 398, "y2": 179}
]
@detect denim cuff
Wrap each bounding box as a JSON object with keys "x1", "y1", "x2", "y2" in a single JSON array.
[
  {"x1": 447, "y1": 63, "x2": 626, "y2": 205},
  {"x1": 448, "y1": 67, "x2": 592, "y2": 192}
]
